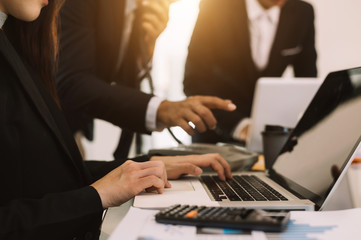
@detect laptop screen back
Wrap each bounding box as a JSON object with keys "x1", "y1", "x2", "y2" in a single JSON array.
[
  {"x1": 247, "y1": 77, "x2": 322, "y2": 152},
  {"x1": 270, "y1": 67, "x2": 361, "y2": 210}
]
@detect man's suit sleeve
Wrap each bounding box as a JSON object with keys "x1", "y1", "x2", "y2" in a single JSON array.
[
  {"x1": 293, "y1": 2, "x2": 317, "y2": 77},
  {"x1": 56, "y1": 0, "x2": 152, "y2": 133}
]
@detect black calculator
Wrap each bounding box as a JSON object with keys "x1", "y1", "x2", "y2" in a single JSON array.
[{"x1": 155, "y1": 204, "x2": 290, "y2": 232}]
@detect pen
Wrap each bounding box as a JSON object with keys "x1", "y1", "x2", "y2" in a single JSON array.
[{"x1": 199, "y1": 227, "x2": 244, "y2": 235}]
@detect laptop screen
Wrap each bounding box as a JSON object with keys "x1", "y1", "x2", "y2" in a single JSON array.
[{"x1": 270, "y1": 67, "x2": 361, "y2": 210}]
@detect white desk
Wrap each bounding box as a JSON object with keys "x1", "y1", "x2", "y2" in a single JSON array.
[{"x1": 100, "y1": 199, "x2": 133, "y2": 240}]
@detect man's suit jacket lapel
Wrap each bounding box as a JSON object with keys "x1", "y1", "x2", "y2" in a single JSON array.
[
  {"x1": 0, "y1": 31, "x2": 84, "y2": 178},
  {"x1": 266, "y1": 1, "x2": 298, "y2": 73},
  {"x1": 231, "y1": 0, "x2": 252, "y2": 64},
  {"x1": 230, "y1": 0, "x2": 260, "y2": 82}
]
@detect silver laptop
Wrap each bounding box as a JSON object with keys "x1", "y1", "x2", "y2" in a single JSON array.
[
  {"x1": 134, "y1": 67, "x2": 361, "y2": 211},
  {"x1": 247, "y1": 77, "x2": 323, "y2": 153}
]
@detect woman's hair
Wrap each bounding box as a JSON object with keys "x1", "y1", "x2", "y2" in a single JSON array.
[{"x1": 3, "y1": 0, "x2": 65, "y2": 105}]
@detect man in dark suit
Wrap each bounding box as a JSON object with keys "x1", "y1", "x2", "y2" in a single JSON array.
[
  {"x1": 56, "y1": 0, "x2": 236, "y2": 159},
  {"x1": 184, "y1": 0, "x2": 317, "y2": 144}
]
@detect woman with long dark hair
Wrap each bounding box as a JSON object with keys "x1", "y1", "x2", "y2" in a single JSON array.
[{"x1": 0, "y1": 1, "x2": 232, "y2": 238}]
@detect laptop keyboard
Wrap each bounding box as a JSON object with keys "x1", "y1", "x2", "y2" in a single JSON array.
[{"x1": 201, "y1": 175, "x2": 288, "y2": 201}]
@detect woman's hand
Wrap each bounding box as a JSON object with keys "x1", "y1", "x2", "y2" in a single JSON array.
[
  {"x1": 91, "y1": 160, "x2": 171, "y2": 209},
  {"x1": 150, "y1": 153, "x2": 233, "y2": 181}
]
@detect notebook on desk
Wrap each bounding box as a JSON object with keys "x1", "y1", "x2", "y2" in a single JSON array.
[
  {"x1": 246, "y1": 77, "x2": 323, "y2": 153},
  {"x1": 134, "y1": 67, "x2": 361, "y2": 211}
]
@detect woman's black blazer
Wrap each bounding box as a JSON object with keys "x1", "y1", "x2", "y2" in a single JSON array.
[{"x1": 0, "y1": 30, "x2": 131, "y2": 239}]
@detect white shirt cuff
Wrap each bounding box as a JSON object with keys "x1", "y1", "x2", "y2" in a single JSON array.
[
  {"x1": 145, "y1": 96, "x2": 165, "y2": 131},
  {"x1": 232, "y1": 118, "x2": 251, "y2": 141}
]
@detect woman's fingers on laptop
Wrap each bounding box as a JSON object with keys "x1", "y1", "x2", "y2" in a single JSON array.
[
  {"x1": 196, "y1": 153, "x2": 232, "y2": 181},
  {"x1": 167, "y1": 162, "x2": 203, "y2": 179},
  {"x1": 186, "y1": 153, "x2": 232, "y2": 180},
  {"x1": 134, "y1": 161, "x2": 171, "y2": 189},
  {"x1": 91, "y1": 160, "x2": 168, "y2": 208},
  {"x1": 150, "y1": 155, "x2": 201, "y2": 179},
  {"x1": 208, "y1": 153, "x2": 233, "y2": 180},
  {"x1": 150, "y1": 154, "x2": 232, "y2": 180}
]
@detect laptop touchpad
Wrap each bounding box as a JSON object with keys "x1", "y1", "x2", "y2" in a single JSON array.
[{"x1": 164, "y1": 180, "x2": 195, "y2": 192}]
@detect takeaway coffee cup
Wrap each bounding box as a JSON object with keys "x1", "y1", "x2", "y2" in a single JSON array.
[{"x1": 262, "y1": 125, "x2": 293, "y2": 170}]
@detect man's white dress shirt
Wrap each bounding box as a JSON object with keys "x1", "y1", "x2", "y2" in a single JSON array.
[
  {"x1": 233, "y1": 0, "x2": 281, "y2": 140},
  {"x1": 247, "y1": 0, "x2": 280, "y2": 71}
]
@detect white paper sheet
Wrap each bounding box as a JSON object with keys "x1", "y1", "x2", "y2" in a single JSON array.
[
  {"x1": 108, "y1": 207, "x2": 361, "y2": 240},
  {"x1": 266, "y1": 208, "x2": 361, "y2": 240},
  {"x1": 108, "y1": 207, "x2": 260, "y2": 240}
]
